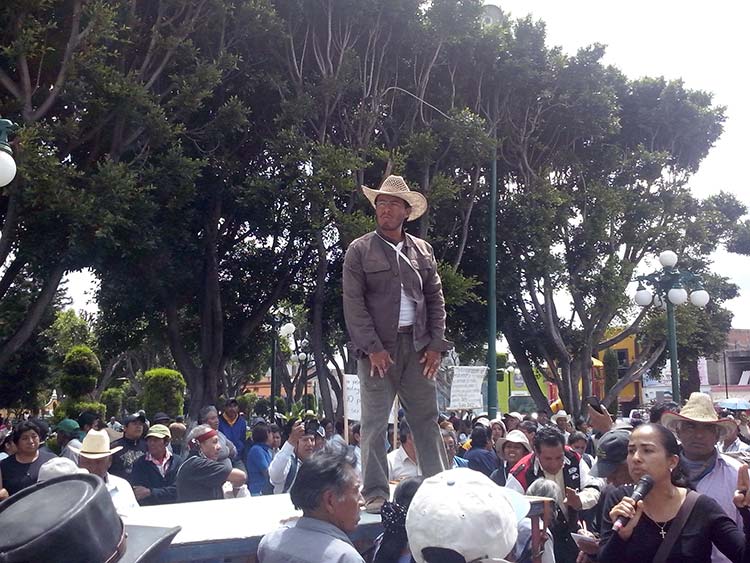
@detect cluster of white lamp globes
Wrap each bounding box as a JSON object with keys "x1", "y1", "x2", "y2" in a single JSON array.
[
  {"x1": 279, "y1": 321, "x2": 309, "y2": 363},
  {"x1": 633, "y1": 251, "x2": 710, "y2": 309}
]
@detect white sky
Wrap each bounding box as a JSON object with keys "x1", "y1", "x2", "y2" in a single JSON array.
[{"x1": 66, "y1": 1, "x2": 750, "y2": 328}]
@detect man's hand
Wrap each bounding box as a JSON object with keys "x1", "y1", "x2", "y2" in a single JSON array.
[
  {"x1": 564, "y1": 487, "x2": 583, "y2": 511},
  {"x1": 420, "y1": 349, "x2": 442, "y2": 380},
  {"x1": 368, "y1": 350, "x2": 394, "y2": 378},
  {"x1": 587, "y1": 405, "x2": 613, "y2": 434},
  {"x1": 133, "y1": 486, "x2": 151, "y2": 501},
  {"x1": 289, "y1": 420, "x2": 305, "y2": 447},
  {"x1": 733, "y1": 464, "x2": 750, "y2": 508}
]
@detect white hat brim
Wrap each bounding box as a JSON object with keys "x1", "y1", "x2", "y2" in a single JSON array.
[
  {"x1": 69, "y1": 445, "x2": 123, "y2": 459},
  {"x1": 362, "y1": 185, "x2": 427, "y2": 220},
  {"x1": 661, "y1": 412, "x2": 736, "y2": 435}
]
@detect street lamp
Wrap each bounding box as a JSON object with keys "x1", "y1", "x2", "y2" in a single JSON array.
[
  {"x1": 0, "y1": 118, "x2": 17, "y2": 187},
  {"x1": 633, "y1": 250, "x2": 710, "y2": 404}
]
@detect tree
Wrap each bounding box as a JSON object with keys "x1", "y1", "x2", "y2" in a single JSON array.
[
  {"x1": 60, "y1": 345, "x2": 100, "y2": 399},
  {"x1": 141, "y1": 368, "x2": 186, "y2": 419},
  {"x1": 602, "y1": 349, "x2": 619, "y2": 415},
  {"x1": 101, "y1": 387, "x2": 125, "y2": 419}
]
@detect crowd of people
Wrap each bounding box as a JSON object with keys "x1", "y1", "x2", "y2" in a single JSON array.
[{"x1": 4, "y1": 392, "x2": 750, "y2": 562}]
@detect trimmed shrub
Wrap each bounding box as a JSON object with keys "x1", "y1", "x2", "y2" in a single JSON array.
[
  {"x1": 60, "y1": 345, "x2": 100, "y2": 400},
  {"x1": 141, "y1": 368, "x2": 186, "y2": 418},
  {"x1": 254, "y1": 397, "x2": 270, "y2": 417},
  {"x1": 274, "y1": 396, "x2": 287, "y2": 415},
  {"x1": 101, "y1": 387, "x2": 125, "y2": 419}
]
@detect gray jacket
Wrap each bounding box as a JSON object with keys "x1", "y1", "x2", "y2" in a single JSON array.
[{"x1": 343, "y1": 229, "x2": 452, "y2": 359}]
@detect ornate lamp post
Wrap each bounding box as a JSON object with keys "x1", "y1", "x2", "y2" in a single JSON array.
[
  {"x1": 0, "y1": 118, "x2": 17, "y2": 188},
  {"x1": 633, "y1": 250, "x2": 710, "y2": 404}
]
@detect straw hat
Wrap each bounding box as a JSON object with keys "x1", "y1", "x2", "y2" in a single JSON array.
[
  {"x1": 551, "y1": 410, "x2": 571, "y2": 423},
  {"x1": 661, "y1": 392, "x2": 736, "y2": 436},
  {"x1": 69, "y1": 428, "x2": 123, "y2": 459},
  {"x1": 362, "y1": 175, "x2": 428, "y2": 220}
]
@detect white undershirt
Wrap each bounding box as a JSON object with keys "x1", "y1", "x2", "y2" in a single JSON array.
[{"x1": 396, "y1": 241, "x2": 416, "y2": 326}]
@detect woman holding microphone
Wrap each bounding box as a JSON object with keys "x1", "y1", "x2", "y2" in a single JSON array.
[{"x1": 599, "y1": 423, "x2": 750, "y2": 563}]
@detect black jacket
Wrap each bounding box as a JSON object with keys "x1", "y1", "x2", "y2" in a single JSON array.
[{"x1": 130, "y1": 453, "x2": 183, "y2": 505}]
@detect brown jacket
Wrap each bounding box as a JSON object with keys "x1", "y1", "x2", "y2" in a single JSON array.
[{"x1": 343, "y1": 229, "x2": 452, "y2": 359}]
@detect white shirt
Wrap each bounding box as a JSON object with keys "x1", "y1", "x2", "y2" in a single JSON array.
[
  {"x1": 269, "y1": 441, "x2": 298, "y2": 494},
  {"x1": 694, "y1": 453, "x2": 743, "y2": 563},
  {"x1": 395, "y1": 242, "x2": 416, "y2": 326},
  {"x1": 719, "y1": 437, "x2": 750, "y2": 454},
  {"x1": 106, "y1": 473, "x2": 139, "y2": 516},
  {"x1": 387, "y1": 447, "x2": 420, "y2": 481}
]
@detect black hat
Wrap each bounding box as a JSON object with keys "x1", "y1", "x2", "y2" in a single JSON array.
[
  {"x1": 123, "y1": 413, "x2": 147, "y2": 425},
  {"x1": 152, "y1": 412, "x2": 171, "y2": 424},
  {"x1": 0, "y1": 474, "x2": 180, "y2": 562},
  {"x1": 590, "y1": 429, "x2": 631, "y2": 478}
]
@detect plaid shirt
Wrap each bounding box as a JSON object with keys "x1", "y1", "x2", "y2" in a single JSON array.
[{"x1": 145, "y1": 450, "x2": 172, "y2": 478}]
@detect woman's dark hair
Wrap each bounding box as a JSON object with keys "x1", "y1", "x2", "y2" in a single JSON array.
[
  {"x1": 251, "y1": 424, "x2": 269, "y2": 445},
  {"x1": 636, "y1": 423, "x2": 690, "y2": 488},
  {"x1": 12, "y1": 420, "x2": 41, "y2": 445},
  {"x1": 470, "y1": 425, "x2": 489, "y2": 449},
  {"x1": 373, "y1": 476, "x2": 424, "y2": 563},
  {"x1": 519, "y1": 420, "x2": 538, "y2": 435}
]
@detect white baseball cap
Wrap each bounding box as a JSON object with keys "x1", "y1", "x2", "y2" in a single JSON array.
[
  {"x1": 406, "y1": 469, "x2": 530, "y2": 563},
  {"x1": 37, "y1": 457, "x2": 88, "y2": 482}
]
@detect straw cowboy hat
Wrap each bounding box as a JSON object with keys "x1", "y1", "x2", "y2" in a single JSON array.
[
  {"x1": 661, "y1": 392, "x2": 736, "y2": 435},
  {"x1": 69, "y1": 428, "x2": 123, "y2": 459},
  {"x1": 551, "y1": 410, "x2": 571, "y2": 423},
  {"x1": 362, "y1": 175, "x2": 428, "y2": 220}
]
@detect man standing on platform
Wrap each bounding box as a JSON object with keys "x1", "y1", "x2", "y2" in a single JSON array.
[{"x1": 343, "y1": 175, "x2": 451, "y2": 514}]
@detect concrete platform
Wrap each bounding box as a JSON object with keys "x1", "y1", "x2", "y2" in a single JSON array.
[{"x1": 126, "y1": 492, "x2": 384, "y2": 563}]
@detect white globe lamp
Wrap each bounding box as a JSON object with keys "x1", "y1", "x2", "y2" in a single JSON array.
[
  {"x1": 690, "y1": 289, "x2": 710, "y2": 308},
  {"x1": 667, "y1": 287, "x2": 688, "y2": 305},
  {"x1": 0, "y1": 149, "x2": 16, "y2": 187},
  {"x1": 659, "y1": 250, "x2": 678, "y2": 268},
  {"x1": 634, "y1": 287, "x2": 653, "y2": 307}
]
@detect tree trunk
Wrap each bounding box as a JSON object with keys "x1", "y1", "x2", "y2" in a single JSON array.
[{"x1": 311, "y1": 221, "x2": 334, "y2": 419}]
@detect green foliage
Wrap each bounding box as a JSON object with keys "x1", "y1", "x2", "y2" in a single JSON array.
[
  {"x1": 62, "y1": 346, "x2": 102, "y2": 378},
  {"x1": 274, "y1": 396, "x2": 287, "y2": 415},
  {"x1": 254, "y1": 398, "x2": 270, "y2": 417},
  {"x1": 59, "y1": 345, "x2": 100, "y2": 400},
  {"x1": 101, "y1": 387, "x2": 125, "y2": 419},
  {"x1": 56, "y1": 400, "x2": 106, "y2": 424},
  {"x1": 141, "y1": 368, "x2": 186, "y2": 418},
  {"x1": 236, "y1": 392, "x2": 258, "y2": 417}
]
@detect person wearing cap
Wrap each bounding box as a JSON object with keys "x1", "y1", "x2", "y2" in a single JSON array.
[
  {"x1": 489, "y1": 417, "x2": 507, "y2": 444},
  {"x1": 503, "y1": 411, "x2": 524, "y2": 432},
  {"x1": 218, "y1": 398, "x2": 248, "y2": 467},
  {"x1": 130, "y1": 424, "x2": 183, "y2": 506},
  {"x1": 268, "y1": 419, "x2": 318, "y2": 494},
  {"x1": 405, "y1": 468, "x2": 530, "y2": 563},
  {"x1": 56, "y1": 418, "x2": 83, "y2": 464},
  {"x1": 176, "y1": 424, "x2": 246, "y2": 502},
  {"x1": 78, "y1": 411, "x2": 101, "y2": 435},
  {"x1": 343, "y1": 175, "x2": 451, "y2": 514},
  {"x1": 491, "y1": 429, "x2": 531, "y2": 486},
  {"x1": 109, "y1": 412, "x2": 147, "y2": 483},
  {"x1": 258, "y1": 445, "x2": 365, "y2": 563},
  {"x1": 661, "y1": 392, "x2": 746, "y2": 563},
  {"x1": 72, "y1": 428, "x2": 139, "y2": 515},
  {"x1": 37, "y1": 456, "x2": 87, "y2": 482}
]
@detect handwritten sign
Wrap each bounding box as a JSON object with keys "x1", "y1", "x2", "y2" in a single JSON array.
[
  {"x1": 344, "y1": 374, "x2": 361, "y2": 421},
  {"x1": 448, "y1": 366, "x2": 487, "y2": 411},
  {"x1": 343, "y1": 374, "x2": 400, "y2": 423}
]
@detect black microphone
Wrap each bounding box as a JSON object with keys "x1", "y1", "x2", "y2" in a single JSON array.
[{"x1": 612, "y1": 475, "x2": 654, "y2": 532}]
